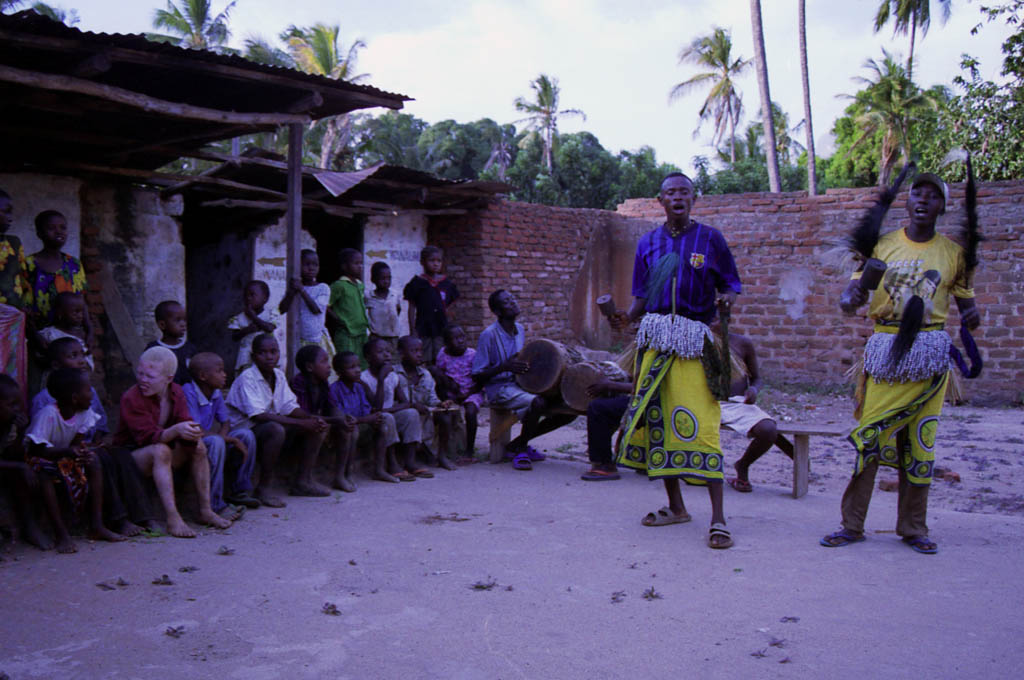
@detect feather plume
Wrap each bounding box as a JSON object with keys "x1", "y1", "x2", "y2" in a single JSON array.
[
  {"x1": 962, "y1": 152, "x2": 981, "y2": 272},
  {"x1": 845, "y1": 161, "x2": 916, "y2": 260}
]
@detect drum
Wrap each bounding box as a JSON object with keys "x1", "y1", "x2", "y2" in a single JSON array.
[
  {"x1": 514, "y1": 339, "x2": 569, "y2": 397},
  {"x1": 560, "y1": 361, "x2": 630, "y2": 412}
]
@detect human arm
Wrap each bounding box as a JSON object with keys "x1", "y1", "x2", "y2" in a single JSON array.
[
  {"x1": 389, "y1": 380, "x2": 420, "y2": 415},
  {"x1": 839, "y1": 279, "x2": 869, "y2": 315},
  {"x1": 585, "y1": 380, "x2": 634, "y2": 398},
  {"x1": 737, "y1": 337, "x2": 763, "y2": 404},
  {"x1": 955, "y1": 296, "x2": 980, "y2": 330},
  {"x1": 609, "y1": 297, "x2": 647, "y2": 331}
]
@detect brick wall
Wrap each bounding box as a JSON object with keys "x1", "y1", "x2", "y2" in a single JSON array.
[{"x1": 616, "y1": 181, "x2": 1024, "y2": 405}]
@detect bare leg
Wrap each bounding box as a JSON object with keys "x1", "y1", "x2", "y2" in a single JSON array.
[
  {"x1": 253, "y1": 422, "x2": 286, "y2": 507},
  {"x1": 662, "y1": 478, "x2": 689, "y2": 518},
  {"x1": 12, "y1": 467, "x2": 54, "y2": 549},
  {"x1": 434, "y1": 413, "x2": 455, "y2": 470},
  {"x1": 184, "y1": 443, "x2": 231, "y2": 529},
  {"x1": 733, "y1": 419, "x2": 783, "y2": 483},
  {"x1": 291, "y1": 429, "x2": 330, "y2": 496},
  {"x1": 85, "y1": 455, "x2": 124, "y2": 542},
  {"x1": 133, "y1": 444, "x2": 194, "y2": 538},
  {"x1": 464, "y1": 402, "x2": 479, "y2": 460},
  {"x1": 333, "y1": 428, "x2": 356, "y2": 492},
  {"x1": 39, "y1": 479, "x2": 75, "y2": 553},
  {"x1": 373, "y1": 432, "x2": 398, "y2": 483},
  {"x1": 509, "y1": 398, "x2": 577, "y2": 451}
]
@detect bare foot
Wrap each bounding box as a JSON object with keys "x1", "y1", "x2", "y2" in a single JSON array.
[
  {"x1": 290, "y1": 482, "x2": 331, "y2": 497},
  {"x1": 90, "y1": 527, "x2": 127, "y2": 543},
  {"x1": 255, "y1": 488, "x2": 286, "y2": 508},
  {"x1": 436, "y1": 456, "x2": 457, "y2": 471},
  {"x1": 218, "y1": 505, "x2": 244, "y2": 522},
  {"x1": 199, "y1": 511, "x2": 232, "y2": 530},
  {"x1": 166, "y1": 516, "x2": 197, "y2": 538},
  {"x1": 139, "y1": 519, "x2": 162, "y2": 532},
  {"x1": 22, "y1": 523, "x2": 55, "y2": 550},
  {"x1": 372, "y1": 470, "x2": 399, "y2": 483},
  {"x1": 333, "y1": 476, "x2": 356, "y2": 493},
  {"x1": 114, "y1": 519, "x2": 143, "y2": 537},
  {"x1": 55, "y1": 534, "x2": 78, "y2": 553}
]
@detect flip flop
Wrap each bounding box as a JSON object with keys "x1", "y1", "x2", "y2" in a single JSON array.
[
  {"x1": 511, "y1": 453, "x2": 532, "y2": 470},
  {"x1": 581, "y1": 468, "x2": 621, "y2": 481},
  {"x1": 641, "y1": 506, "x2": 692, "y2": 526},
  {"x1": 727, "y1": 477, "x2": 753, "y2": 493},
  {"x1": 523, "y1": 445, "x2": 546, "y2": 461},
  {"x1": 820, "y1": 529, "x2": 866, "y2": 548},
  {"x1": 411, "y1": 469, "x2": 435, "y2": 479},
  {"x1": 708, "y1": 522, "x2": 734, "y2": 549},
  {"x1": 903, "y1": 535, "x2": 938, "y2": 554},
  {"x1": 393, "y1": 471, "x2": 417, "y2": 482}
]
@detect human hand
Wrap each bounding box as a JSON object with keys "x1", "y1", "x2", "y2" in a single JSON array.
[
  {"x1": 342, "y1": 414, "x2": 357, "y2": 430},
  {"x1": 14, "y1": 410, "x2": 28, "y2": 430},
  {"x1": 289, "y1": 278, "x2": 304, "y2": 293},
  {"x1": 75, "y1": 447, "x2": 97, "y2": 465},
  {"x1": 744, "y1": 386, "x2": 758, "y2": 405},
  {"x1": 174, "y1": 421, "x2": 202, "y2": 442},
  {"x1": 440, "y1": 400, "x2": 455, "y2": 409},
  {"x1": 379, "y1": 363, "x2": 393, "y2": 379},
  {"x1": 413, "y1": 403, "x2": 429, "y2": 415},
  {"x1": 716, "y1": 291, "x2": 737, "y2": 319},
  {"x1": 20, "y1": 464, "x2": 39, "y2": 491},
  {"x1": 840, "y1": 286, "x2": 869, "y2": 314},
  {"x1": 609, "y1": 311, "x2": 630, "y2": 331},
  {"x1": 586, "y1": 380, "x2": 613, "y2": 398},
  {"x1": 311, "y1": 417, "x2": 329, "y2": 434},
  {"x1": 370, "y1": 412, "x2": 385, "y2": 427},
  {"x1": 226, "y1": 436, "x2": 248, "y2": 457},
  {"x1": 502, "y1": 358, "x2": 529, "y2": 375},
  {"x1": 961, "y1": 306, "x2": 980, "y2": 330}
]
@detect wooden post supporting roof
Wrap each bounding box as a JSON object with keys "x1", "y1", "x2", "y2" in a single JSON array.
[{"x1": 285, "y1": 123, "x2": 303, "y2": 378}]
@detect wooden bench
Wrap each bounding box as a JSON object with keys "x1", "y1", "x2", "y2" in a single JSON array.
[
  {"x1": 775, "y1": 422, "x2": 851, "y2": 499},
  {"x1": 487, "y1": 405, "x2": 583, "y2": 463}
]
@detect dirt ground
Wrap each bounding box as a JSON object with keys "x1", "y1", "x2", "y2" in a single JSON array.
[{"x1": 1, "y1": 388, "x2": 1023, "y2": 679}]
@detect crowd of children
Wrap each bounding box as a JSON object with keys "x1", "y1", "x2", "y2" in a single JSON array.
[{"x1": 0, "y1": 191, "x2": 494, "y2": 554}]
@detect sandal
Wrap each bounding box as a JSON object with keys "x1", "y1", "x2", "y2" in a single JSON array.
[
  {"x1": 903, "y1": 535, "x2": 938, "y2": 554},
  {"x1": 708, "y1": 522, "x2": 734, "y2": 549},
  {"x1": 641, "y1": 506, "x2": 692, "y2": 526},
  {"x1": 411, "y1": 468, "x2": 434, "y2": 479},
  {"x1": 581, "y1": 468, "x2": 621, "y2": 481},
  {"x1": 727, "y1": 477, "x2": 753, "y2": 493},
  {"x1": 820, "y1": 529, "x2": 866, "y2": 548},
  {"x1": 511, "y1": 453, "x2": 532, "y2": 470},
  {"x1": 523, "y1": 445, "x2": 546, "y2": 461},
  {"x1": 393, "y1": 471, "x2": 417, "y2": 482}
]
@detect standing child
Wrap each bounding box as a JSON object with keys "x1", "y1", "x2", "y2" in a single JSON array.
[
  {"x1": 329, "y1": 351, "x2": 391, "y2": 488},
  {"x1": 38, "y1": 292, "x2": 93, "y2": 371},
  {"x1": 435, "y1": 324, "x2": 482, "y2": 462},
  {"x1": 362, "y1": 336, "x2": 423, "y2": 482},
  {"x1": 183, "y1": 352, "x2": 258, "y2": 515},
  {"x1": 0, "y1": 190, "x2": 29, "y2": 404},
  {"x1": 328, "y1": 248, "x2": 369, "y2": 366},
  {"x1": 279, "y1": 249, "x2": 335, "y2": 359},
  {"x1": 396, "y1": 335, "x2": 455, "y2": 470},
  {"x1": 145, "y1": 300, "x2": 197, "y2": 385},
  {"x1": 228, "y1": 280, "x2": 279, "y2": 373},
  {"x1": 365, "y1": 261, "x2": 401, "y2": 356},
  {"x1": 404, "y1": 246, "x2": 458, "y2": 363},
  {"x1": 24, "y1": 210, "x2": 92, "y2": 347},
  {"x1": 25, "y1": 367, "x2": 124, "y2": 552}
]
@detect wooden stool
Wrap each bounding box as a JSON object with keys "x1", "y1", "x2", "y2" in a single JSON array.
[
  {"x1": 488, "y1": 408, "x2": 518, "y2": 463},
  {"x1": 775, "y1": 422, "x2": 851, "y2": 498}
]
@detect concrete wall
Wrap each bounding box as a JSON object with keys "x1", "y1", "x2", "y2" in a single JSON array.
[{"x1": 0, "y1": 173, "x2": 83, "y2": 257}]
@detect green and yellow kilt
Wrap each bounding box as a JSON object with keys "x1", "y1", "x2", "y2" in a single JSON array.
[{"x1": 616, "y1": 348, "x2": 723, "y2": 484}]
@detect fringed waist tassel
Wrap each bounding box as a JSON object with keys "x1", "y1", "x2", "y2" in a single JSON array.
[
  {"x1": 863, "y1": 327, "x2": 951, "y2": 384},
  {"x1": 635, "y1": 313, "x2": 712, "y2": 360}
]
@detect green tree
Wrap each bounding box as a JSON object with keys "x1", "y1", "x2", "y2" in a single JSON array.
[
  {"x1": 749, "y1": 0, "x2": 782, "y2": 192},
  {"x1": 149, "y1": 0, "x2": 236, "y2": 52},
  {"x1": 1, "y1": 0, "x2": 27, "y2": 13},
  {"x1": 31, "y1": 2, "x2": 79, "y2": 25},
  {"x1": 242, "y1": 34, "x2": 293, "y2": 68},
  {"x1": 611, "y1": 147, "x2": 681, "y2": 203},
  {"x1": 513, "y1": 74, "x2": 586, "y2": 173},
  {"x1": 874, "y1": 0, "x2": 951, "y2": 81},
  {"x1": 669, "y1": 27, "x2": 751, "y2": 164},
  {"x1": 350, "y1": 111, "x2": 430, "y2": 169}
]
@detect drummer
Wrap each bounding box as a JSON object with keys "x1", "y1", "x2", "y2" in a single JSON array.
[{"x1": 471, "y1": 289, "x2": 576, "y2": 470}]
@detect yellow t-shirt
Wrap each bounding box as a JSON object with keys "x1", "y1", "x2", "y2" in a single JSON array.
[{"x1": 851, "y1": 229, "x2": 974, "y2": 325}]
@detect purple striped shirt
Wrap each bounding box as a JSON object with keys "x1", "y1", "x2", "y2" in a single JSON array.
[{"x1": 631, "y1": 222, "x2": 741, "y2": 323}]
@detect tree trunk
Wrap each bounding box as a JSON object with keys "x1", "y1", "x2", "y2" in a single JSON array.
[
  {"x1": 319, "y1": 117, "x2": 338, "y2": 169},
  {"x1": 544, "y1": 121, "x2": 554, "y2": 173},
  {"x1": 750, "y1": 0, "x2": 782, "y2": 192},
  {"x1": 798, "y1": 0, "x2": 817, "y2": 195},
  {"x1": 907, "y1": 10, "x2": 917, "y2": 82},
  {"x1": 728, "y1": 98, "x2": 737, "y2": 164}
]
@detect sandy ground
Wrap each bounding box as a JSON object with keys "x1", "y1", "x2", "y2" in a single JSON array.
[{"x1": 1, "y1": 388, "x2": 1023, "y2": 679}]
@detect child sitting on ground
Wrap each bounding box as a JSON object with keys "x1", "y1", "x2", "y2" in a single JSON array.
[
  {"x1": 0, "y1": 374, "x2": 55, "y2": 551},
  {"x1": 328, "y1": 248, "x2": 369, "y2": 366},
  {"x1": 146, "y1": 300, "x2": 197, "y2": 385},
  {"x1": 228, "y1": 280, "x2": 279, "y2": 373},
  {"x1": 279, "y1": 249, "x2": 334, "y2": 359},
  {"x1": 365, "y1": 261, "x2": 401, "y2": 356},
  {"x1": 328, "y1": 351, "x2": 389, "y2": 489},
  {"x1": 362, "y1": 336, "x2": 424, "y2": 481},
  {"x1": 25, "y1": 367, "x2": 124, "y2": 552},
  {"x1": 435, "y1": 324, "x2": 482, "y2": 462},
  {"x1": 226, "y1": 334, "x2": 329, "y2": 506},
  {"x1": 37, "y1": 292, "x2": 93, "y2": 371},
  {"x1": 183, "y1": 352, "x2": 258, "y2": 515},
  {"x1": 396, "y1": 335, "x2": 456, "y2": 471},
  {"x1": 404, "y1": 246, "x2": 458, "y2": 363}
]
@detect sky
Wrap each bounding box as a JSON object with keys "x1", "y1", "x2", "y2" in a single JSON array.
[{"x1": 58, "y1": 0, "x2": 1015, "y2": 174}]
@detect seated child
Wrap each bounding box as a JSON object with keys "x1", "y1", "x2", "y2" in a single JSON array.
[
  {"x1": 114, "y1": 346, "x2": 231, "y2": 538},
  {"x1": 31, "y1": 337, "x2": 107, "y2": 442},
  {"x1": 328, "y1": 248, "x2": 369, "y2": 366},
  {"x1": 226, "y1": 334, "x2": 329, "y2": 506},
  {"x1": 435, "y1": 324, "x2": 482, "y2": 461},
  {"x1": 365, "y1": 261, "x2": 401, "y2": 355},
  {"x1": 0, "y1": 374, "x2": 55, "y2": 551},
  {"x1": 183, "y1": 352, "x2": 258, "y2": 515},
  {"x1": 228, "y1": 280, "x2": 279, "y2": 373},
  {"x1": 24, "y1": 367, "x2": 123, "y2": 552},
  {"x1": 145, "y1": 300, "x2": 197, "y2": 385},
  {"x1": 328, "y1": 351, "x2": 389, "y2": 489},
  {"x1": 361, "y1": 336, "x2": 424, "y2": 481},
  {"x1": 396, "y1": 335, "x2": 455, "y2": 471},
  {"x1": 279, "y1": 249, "x2": 335, "y2": 359},
  {"x1": 404, "y1": 246, "x2": 458, "y2": 363},
  {"x1": 38, "y1": 292, "x2": 94, "y2": 371}
]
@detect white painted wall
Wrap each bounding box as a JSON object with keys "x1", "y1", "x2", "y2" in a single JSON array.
[
  {"x1": 362, "y1": 212, "x2": 428, "y2": 338},
  {"x1": 0, "y1": 173, "x2": 82, "y2": 257}
]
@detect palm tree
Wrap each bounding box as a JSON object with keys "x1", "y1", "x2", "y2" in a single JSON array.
[
  {"x1": 873, "y1": 0, "x2": 952, "y2": 82},
  {"x1": 668, "y1": 27, "x2": 751, "y2": 165},
  {"x1": 1, "y1": 0, "x2": 27, "y2": 13},
  {"x1": 798, "y1": 0, "x2": 817, "y2": 195},
  {"x1": 842, "y1": 49, "x2": 938, "y2": 185},
  {"x1": 243, "y1": 34, "x2": 293, "y2": 68},
  {"x1": 514, "y1": 74, "x2": 586, "y2": 173},
  {"x1": 749, "y1": 0, "x2": 782, "y2": 192},
  {"x1": 30, "y1": 2, "x2": 78, "y2": 24},
  {"x1": 149, "y1": 0, "x2": 236, "y2": 52},
  {"x1": 281, "y1": 24, "x2": 368, "y2": 169}
]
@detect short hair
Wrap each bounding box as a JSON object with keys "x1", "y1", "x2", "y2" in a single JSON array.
[
  {"x1": 188, "y1": 352, "x2": 223, "y2": 381},
  {"x1": 339, "y1": 248, "x2": 361, "y2": 268},
  {"x1": 34, "y1": 209, "x2": 64, "y2": 234},
  {"x1": 48, "y1": 336, "x2": 83, "y2": 363},
  {"x1": 420, "y1": 246, "x2": 442, "y2": 263},
  {"x1": 363, "y1": 335, "x2": 386, "y2": 357},
  {"x1": 138, "y1": 346, "x2": 177, "y2": 378},
  {"x1": 370, "y1": 261, "x2": 390, "y2": 281},
  {"x1": 659, "y1": 172, "x2": 693, "y2": 192},
  {"x1": 252, "y1": 333, "x2": 277, "y2": 355},
  {"x1": 46, "y1": 366, "x2": 88, "y2": 404},
  {"x1": 488, "y1": 289, "x2": 507, "y2": 314},
  {"x1": 332, "y1": 350, "x2": 358, "y2": 373},
  {"x1": 154, "y1": 300, "x2": 183, "y2": 322},
  {"x1": 246, "y1": 280, "x2": 270, "y2": 298},
  {"x1": 295, "y1": 344, "x2": 324, "y2": 374},
  {"x1": 442, "y1": 324, "x2": 464, "y2": 343},
  {"x1": 397, "y1": 335, "x2": 420, "y2": 353},
  {"x1": 0, "y1": 373, "x2": 19, "y2": 395},
  {"x1": 301, "y1": 248, "x2": 318, "y2": 260},
  {"x1": 55, "y1": 291, "x2": 83, "y2": 311}
]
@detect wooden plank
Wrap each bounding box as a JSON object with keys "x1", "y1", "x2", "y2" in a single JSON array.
[
  {"x1": 488, "y1": 408, "x2": 516, "y2": 463},
  {"x1": 48, "y1": 161, "x2": 289, "y2": 199},
  {"x1": 285, "y1": 122, "x2": 303, "y2": 378},
  {"x1": 776, "y1": 422, "x2": 850, "y2": 437},
  {"x1": 96, "y1": 267, "x2": 146, "y2": 367},
  {"x1": 792, "y1": 434, "x2": 810, "y2": 499},
  {"x1": 199, "y1": 198, "x2": 356, "y2": 218}
]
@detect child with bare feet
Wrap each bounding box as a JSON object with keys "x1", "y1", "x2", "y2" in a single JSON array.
[
  {"x1": 0, "y1": 374, "x2": 56, "y2": 551},
  {"x1": 146, "y1": 300, "x2": 198, "y2": 385},
  {"x1": 37, "y1": 292, "x2": 93, "y2": 371},
  {"x1": 365, "y1": 261, "x2": 401, "y2": 356},
  {"x1": 361, "y1": 336, "x2": 423, "y2": 482},
  {"x1": 183, "y1": 352, "x2": 258, "y2": 516},
  {"x1": 279, "y1": 249, "x2": 335, "y2": 361},
  {"x1": 435, "y1": 324, "x2": 483, "y2": 463},
  {"x1": 396, "y1": 335, "x2": 456, "y2": 471},
  {"x1": 226, "y1": 334, "x2": 329, "y2": 505},
  {"x1": 329, "y1": 351, "x2": 390, "y2": 488},
  {"x1": 24, "y1": 368, "x2": 124, "y2": 552},
  {"x1": 228, "y1": 280, "x2": 279, "y2": 373},
  {"x1": 115, "y1": 346, "x2": 231, "y2": 538}
]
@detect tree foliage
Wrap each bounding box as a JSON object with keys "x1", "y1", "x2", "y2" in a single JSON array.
[{"x1": 148, "y1": 0, "x2": 236, "y2": 52}]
